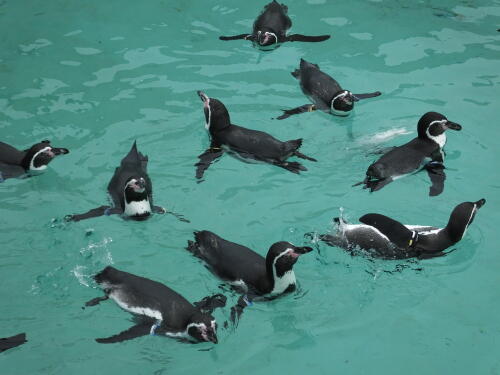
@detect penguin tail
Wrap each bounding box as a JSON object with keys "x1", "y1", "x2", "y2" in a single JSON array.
[
  {"x1": 284, "y1": 138, "x2": 303, "y2": 153},
  {"x1": 291, "y1": 69, "x2": 300, "y2": 79},
  {"x1": 186, "y1": 231, "x2": 203, "y2": 257}
]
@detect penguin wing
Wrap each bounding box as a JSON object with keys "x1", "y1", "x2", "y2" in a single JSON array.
[
  {"x1": 425, "y1": 162, "x2": 446, "y2": 197},
  {"x1": 0, "y1": 142, "x2": 25, "y2": 166},
  {"x1": 0, "y1": 163, "x2": 26, "y2": 180},
  {"x1": 359, "y1": 213, "x2": 416, "y2": 249},
  {"x1": 195, "y1": 146, "x2": 224, "y2": 181},
  {"x1": 221, "y1": 125, "x2": 287, "y2": 160}
]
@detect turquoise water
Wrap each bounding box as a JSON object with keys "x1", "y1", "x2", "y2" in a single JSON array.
[{"x1": 1, "y1": 0, "x2": 500, "y2": 373}]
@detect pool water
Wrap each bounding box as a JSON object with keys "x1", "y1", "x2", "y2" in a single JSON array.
[{"x1": 1, "y1": 0, "x2": 499, "y2": 374}]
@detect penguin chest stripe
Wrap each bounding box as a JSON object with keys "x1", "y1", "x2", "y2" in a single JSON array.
[{"x1": 110, "y1": 292, "x2": 163, "y2": 320}]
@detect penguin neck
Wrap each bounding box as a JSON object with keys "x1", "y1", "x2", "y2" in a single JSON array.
[
  {"x1": 266, "y1": 253, "x2": 296, "y2": 295},
  {"x1": 424, "y1": 128, "x2": 447, "y2": 149}
]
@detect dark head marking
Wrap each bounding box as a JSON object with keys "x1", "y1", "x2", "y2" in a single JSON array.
[
  {"x1": 197, "y1": 91, "x2": 231, "y2": 133},
  {"x1": 187, "y1": 312, "x2": 218, "y2": 344},
  {"x1": 331, "y1": 90, "x2": 357, "y2": 116}
]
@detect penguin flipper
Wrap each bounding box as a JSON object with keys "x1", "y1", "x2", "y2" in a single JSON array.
[
  {"x1": 425, "y1": 162, "x2": 446, "y2": 197},
  {"x1": 193, "y1": 294, "x2": 227, "y2": 314},
  {"x1": 286, "y1": 34, "x2": 331, "y2": 42},
  {"x1": 353, "y1": 91, "x2": 382, "y2": 100},
  {"x1": 65, "y1": 206, "x2": 121, "y2": 222},
  {"x1": 0, "y1": 333, "x2": 27, "y2": 353},
  {"x1": 84, "y1": 295, "x2": 109, "y2": 307},
  {"x1": 195, "y1": 148, "x2": 224, "y2": 181},
  {"x1": 230, "y1": 295, "x2": 254, "y2": 326},
  {"x1": 359, "y1": 213, "x2": 416, "y2": 249},
  {"x1": 95, "y1": 323, "x2": 151, "y2": 344},
  {"x1": 219, "y1": 34, "x2": 253, "y2": 41},
  {"x1": 277, "y1": 104, "x2": 316, "y2": 120}
]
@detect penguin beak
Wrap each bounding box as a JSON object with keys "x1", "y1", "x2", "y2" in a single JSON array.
[
  {"x1": 137, "y1": 178, "x2": 146, "y2": 190},
  {"x1": 351, "y1": 94, "x2": 360, "y2": 102},
  {"x1": 51, "y1": 147, "x2": 70, "y2": 155},
  {"x1": 445, "y1": 121, "x2": 462, "y2": 131},
  {"x1": 475, "y1": 198, "x2": 486, "y2": 208},
  {"x1": 207, "y1": 332, "x2": 218, "y2": 344},
  {"x1": 290, "y1": 246, "x2": 314, "y2": 258},
  {"x1": 197, "y1": 91, "x2": 209, "y2": 103}
]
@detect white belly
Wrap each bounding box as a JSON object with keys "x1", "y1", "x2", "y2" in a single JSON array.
[{"x1": 124, "y1": 199, "x2": 151, "y2": 217}]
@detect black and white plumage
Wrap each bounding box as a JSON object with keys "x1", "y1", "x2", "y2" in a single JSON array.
[
  {"x1": 66, "y1": 141, "x2": 169, "y2": 222},
  {"x1": 219, "y1": 1, "x2": 330, "y2": 50},
  {"x1": 0, "y1": 333, "x2": 27, "y2": 353},
  {"x1": 186, "y1": 231, "x2": 313, "y2": 297},
  {"x1": 320, "y1": 199, "x2": 486, "y2": 259},
  {"x1": 85, "y1": 266, "x2": 226, "y2": 344},
  {"x1": 278, "y1": 59, "x2": 381, "y2": 119},
  {"x1": 195, "y1": 91, "x2": 317, "y2": 180},
  {"x1": 355, "y1": 112, "x2": 462, "y2": 196},
  {"x1": 0, "y1": 140, "x2": 69, "y2": 181}
]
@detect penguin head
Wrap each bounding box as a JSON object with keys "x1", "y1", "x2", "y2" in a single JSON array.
[
  {"x1": 124, "y1": 177, "x2": 147, "y2": 196},
  {"x1": 255, "y1": 29, "x2": 279, "y2": 50},
  {"x1": 445, "y1": 199, "x2": 486, "y2": 243},
  {"x1": 187, "y1": 313, "x2": 218, "y2": 344},
  {"x1": 23, "y1": 140, "x2": 69, "y2": 172},
  {"x1": 417, "y1": 112, "x2": 462, "y2": 146},
  {"x1": 330, "y1": 90, "x2": 358, "y2": 116},
  {"x1": 197, "y1": 91, "x2": 231, "y2": 133},
  {"x1": 266, "y1": 242, "x2": 313, "y2": 279}
]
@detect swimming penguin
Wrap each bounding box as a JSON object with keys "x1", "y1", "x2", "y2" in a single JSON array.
[
  {"x1": 319, "y1": 199, "x2": 485, "y2": 259},
  {"x1": 0, "y1": 140, "x2": 69, "y2": 181},
  {"x1": 66, "y1": 141, "x2": 182, "y2": 222},
  {"x1": 84, "y1": 266, "x2": 226, "y2": 344},
  {"x1": 0, "y1": 333, "x2": 27, "y2": 353},
  {"x1": 219, "y1": 1, "x2": 330, "y2": 50},
  {"x1": 195, "y1": 91, "x2": 317, "y2": 180},
  {"x1": 186, "y1": 230, "x2": 312, "y2": 299},
  {"x1": 354, "y1": 112, "x2": 462, "y2": 196},
  {"x1": 278, "y1": 59, "x2": 381, "y2": 119}
]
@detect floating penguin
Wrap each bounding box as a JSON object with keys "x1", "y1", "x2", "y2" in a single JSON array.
[
  {"x1": 66, "y1": 141, "x2": 184, "y2": 222},
  {"x1": 354, "y1": 112, "x2": 462, "y2": 196},
  {"x1": 186, "y1": 231, "x2": 312, "y2": 319},
  {"x1": 84, "y1": 266, "x2": 226, "y2": 344},
  {"x1": 219, "y1": 1, "x2": 330, "y2": 50},
  {"x1": 278, "y1": 59, "x2": 381, "y2": 119},
  {"x1": 0, "y1": 333, "x2": 27, "y2": 353},
  {"x1": 319, "y1": 199, "x2": 485, "y2": 259},
  {"x1": 0, "y1": 140, "x2": 69, "y2": 181},
  {"x1": 195, "y1": 91, "x2": 317, "y2": 180}
]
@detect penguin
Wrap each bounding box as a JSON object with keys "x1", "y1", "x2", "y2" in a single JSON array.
[
  {"x1": 66, "y1": 141, "x2": 183, "y2": 222},
  {"x1": 0, "y1": 333, "x2": 27, "y2": 353},
  {"x1": 319, "y1": 199, "x2": 486, "y2": 259},
  {"x1": 186, "y1": 230, "x2": 313, "y2": 298},
  {"x1": 219, "y1": 1, "x2": 330, "y2": 50},
  {"x1": 278, "y1": 59, "x2": 381, "y2": 119},
  {"x1": 0, "y1": 140, "x2": 69, "y2": 181},
  {"x1": 195, "y1": 91, "x2": 317, "y2": 180},
  {"x1": 354, "y1": 112, "x2": 462, "y2": 196},
  {"x1": 84, "y1": 266, "x2": 226, "y2": 344}
]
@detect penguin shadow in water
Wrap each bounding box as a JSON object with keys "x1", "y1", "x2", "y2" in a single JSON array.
[{"x1": 219, "y1": 1, "x2": 330, "y2": 51}]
